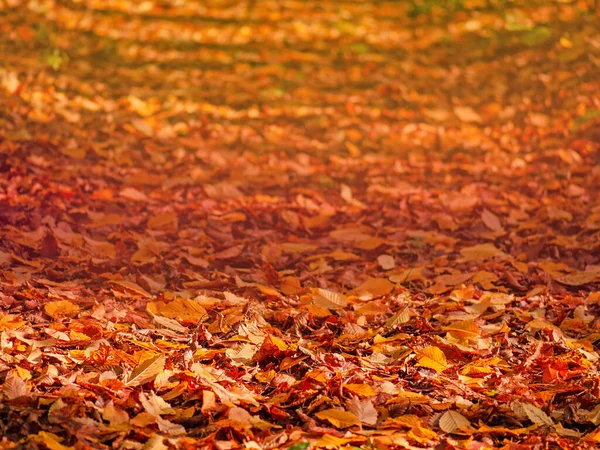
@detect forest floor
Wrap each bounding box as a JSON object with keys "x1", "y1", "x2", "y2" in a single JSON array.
[{"x1": 1, "y1": 1, "x2": 600, "y2": 449}]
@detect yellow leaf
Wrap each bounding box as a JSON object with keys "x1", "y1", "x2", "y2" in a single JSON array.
[
  {"x1": 416, "y1": 347, "x2": 448, "y2": 373},
  {"x1": 126, "y1": 354, "x2": 165, "y2": 387},
  {"x1": 32, "y1": 432, "x2": 73, "y2": 450},
  {"x1": 443, "y1": 320, "x2": 481, "y2": 342},
  {"x1": 317, "y1": 433, "x2": 366, "y2": 448},
  {"x1": 265, "y1": 335, "x2": 288, "y2": 351},
  {"x1": 44, "y1": 300, "x2": 79, "y2": 319},
  {"x1": 439, "y1": 410, "x2": 471, "y2": 434},
  {"x1": 408, "y1": 425, "x2": 439, "y2": 443},
  {"x1": 344, "y1": 383, "x2": 377, "y2": 397},
  {"x1": 385, "y1": 307, "x2": 412, "y2": 328},
  {"x1": 315, "y1": 409, "x2": 360, "y2": 429},
  {"x1": 584, "y1": 426, "x2": 600, "y2": 442}
]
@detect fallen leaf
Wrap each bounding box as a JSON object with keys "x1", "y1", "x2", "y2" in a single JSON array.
[
  {"x1": 454, "y1": 105, "x2": 482, "y2": 123},
  {"x1": 355, "y1": 277, "x2": 395, "y2": 297},
  {"x1": 44, "y1": 301, "x2": 80, "y2": 319},
  {"x1": 416, "y1": 347, "x2": 448, "y2": 373},
  {"x1": 347, "y1": 396, "x2": 378, "y2": 426},
  {"x1": 312, "y1": 288, "x2": 348, "y2": 310},
  {"x1": 344, "y1": 384, "x2": 377, "y2": 397},
  {"x1": 439, "y1": 410, "x2": 471, "y2": 434},
  {"x1": 126, "y1": 354, "x2": 166, "y2": 387},
  {"x1": 481, "y1": 209, "x2": 504, "y2": 232},
  {"x1": 377, "y1": 254, "x2": 395, "y2": 270},
  {"x1": 315, "y1": 409, "x2": 360, "y2": 429},
  {"x1": 460, "y1": 243, "x2": 502, "y2": 261},
  {"x1": 3, "y1": 373, "x2": 27, "y2": 399}
]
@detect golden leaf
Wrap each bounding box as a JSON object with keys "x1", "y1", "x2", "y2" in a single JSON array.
[
  {"x1": 416, "y1": 347, "x2": 448, "y2": 373},
  {"x1": 344, "y1": 383, "x2": 377, "y2": 397},
  {"x1": 315, "y1": 409, "x2": 360, "y2": 429},
  {"x1": 443, "y1": 320, "x2": 481, "y2": 342},
  {"x1": 385, "y1": 307, "x2": 412, "y2": 328},
  {"x1": 126, "y1": 354, "x2": 166, "y2": 387},
  {"x1": 44, "y1": 300, "x2": 80, "y2": 319},
  {"x1": 147, "y1": 298, "x2": 207, "y2": 323},
  {"x1": 31, "y1": 432, "x2": 74, "y2": 450},
  {"x1": 317, "y1": 433, "x2": 366, "y2": 448}
]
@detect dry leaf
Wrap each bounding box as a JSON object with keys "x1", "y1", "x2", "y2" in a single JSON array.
[
  {"x1": 355, "y1": 277, "x2": 395, "y2": 298},
  {"x1": 312, "y1": 288, "x2": 348, "y2": 310},
  {"x1": 521, "y1": 403, "x2": 553, "y2": 426},
  {"x1": 439, "y1": 410, "x2": 471, "y2": 434},
  {"x1": 416, "y1": 347, "x2": 448, "y2": 373},
  {"x1": 147, "y1": 298, "x2": 207, "y2": 323},
  {"x1": 344, "y1": 384, "x2": 377, "y2": 397},
  {"x1": 377, "y1": 254, "x2": 395, "y2": 270},
  {"x1": 126, "y1": 354, "x2": 166, "y2": 387},
  {"x1": 460, "y1": 243, "x2": 502, "y2": 261},
  {"x1": 44, "y1": 301, "x2": 80, "y2": 319},
  {"x1": 454, "y1": 105, "x2": 482, "y2": 123},
  {"x1": 3, "y1": 374, "x2": 27, "y2": 399},
  {"x1": 110, "y1": 280, "x2": 151, "y2": 298},
  {"x1": 347, "y1": 396, "x2": 378, "y2": 426},
  {"x1": 481, "y1": 209, "x2": 504, "y2": 232},
  {"x1": 315, "y1": 409, "x2": 360, "y2": 429}
]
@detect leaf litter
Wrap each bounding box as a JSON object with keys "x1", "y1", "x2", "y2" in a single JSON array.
[{"x1": 0, "y1": 0, "x2": 600, "y2": 449}]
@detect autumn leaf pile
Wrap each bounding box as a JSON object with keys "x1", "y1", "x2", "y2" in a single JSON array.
[{"x1": 1, "y1": 0, "x2": 600, "y2": 449}]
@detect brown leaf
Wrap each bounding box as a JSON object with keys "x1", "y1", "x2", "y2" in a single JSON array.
[
  {"x1": 439, "y1": 410, "x2": 471, "y2": 434},
  {"x1": 3, "y1": 374, "x2": 27, "y2": 399},
  {"x1": 481, "y1": 209, "x2": 504, "y2": 232}
]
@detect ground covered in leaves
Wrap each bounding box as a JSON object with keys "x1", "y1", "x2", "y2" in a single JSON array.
[{"x1": 1, "y1": 0, "x2": 600, "y2": 449}]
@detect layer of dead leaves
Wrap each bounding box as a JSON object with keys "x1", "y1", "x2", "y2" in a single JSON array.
[{"x1": 1, "y1": 0, "x2": 600, "y2": 449}]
